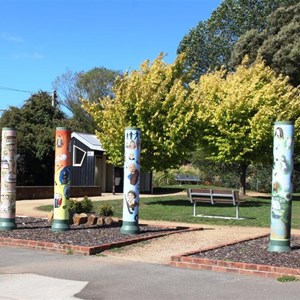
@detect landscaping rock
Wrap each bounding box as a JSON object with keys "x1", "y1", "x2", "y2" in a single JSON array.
[
  {"x1": 73, "y1": 213, "x2": 88, "y2": 225},
  {"x1": 48, "y1": 211, "x2": 54, "y2": 223},
  {"x1": 87, "y1": 214, "x2": 98, "y2": 226}
]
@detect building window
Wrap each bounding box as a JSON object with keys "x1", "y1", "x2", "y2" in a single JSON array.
[{"x1": 73, "y1": 145, "x2": 86, "y2": 166}]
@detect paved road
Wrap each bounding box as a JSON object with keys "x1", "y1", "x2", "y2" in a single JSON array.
[{"x1": 0, "y1": 247, "x2": 299, "y2": 300}]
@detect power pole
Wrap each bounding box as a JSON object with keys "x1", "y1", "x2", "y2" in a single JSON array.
[{"x1": 52, "y1": 90, "x2": 57, "y2": 107}]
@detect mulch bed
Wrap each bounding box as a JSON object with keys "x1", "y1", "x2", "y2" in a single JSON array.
[
  {"x1": 0, "y1": 217, "x2": 197, "y2": 248},
  {"x1": 192, "y1": 235, "x2": 300, "y2": 269}
]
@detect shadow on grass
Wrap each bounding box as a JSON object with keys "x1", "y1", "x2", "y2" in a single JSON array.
[
  {"x1": 145, "y1": 199, "x2": 268, "y2": 208},
  {"x1": 151, "y1": 187, "x2": 184, "y2": 195}
]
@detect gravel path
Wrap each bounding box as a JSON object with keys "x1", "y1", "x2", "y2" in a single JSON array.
[{"x1": 102, "y1": 224, "x2": 270, "y2": 264}]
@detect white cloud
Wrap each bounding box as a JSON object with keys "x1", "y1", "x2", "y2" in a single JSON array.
[
  {"x1": 1, "y1": 32, "x2": 23, "y2": 43},
  {"x1": 13, "y1": 52, "x2": 44, "y2": 60}
]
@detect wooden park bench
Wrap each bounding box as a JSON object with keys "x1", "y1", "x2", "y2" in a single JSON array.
[
  {"x1": 174, "y1": 174, "x2": 201, "y2": 185},
  {"x1": 187, "y1": 188, "x2": 245, "y2": 219}
]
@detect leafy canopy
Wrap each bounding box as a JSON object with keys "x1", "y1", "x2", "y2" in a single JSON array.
[
  {"x1": 177, "y1": 0, "x2": 298, "y2": 80},
  {"x1": 192, "y1": 57, "x2": 300, "y2": 165},
  {"x1": 53, "y1": 67, "x2": 121, "y2": 133},
  {"x1": 230, "y1": 2, "x2": 300, "y2": 86},
  {"x1": 0, "y1": 91, "x2": 67, "y2": 185},
  {"x1": 82, "y1": 54, "x2": 200, "y2": 171}
]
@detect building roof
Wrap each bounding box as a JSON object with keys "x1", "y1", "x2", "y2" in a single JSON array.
[{"x1": 71, "y1": 132, "x2": 105, "y2": 151}]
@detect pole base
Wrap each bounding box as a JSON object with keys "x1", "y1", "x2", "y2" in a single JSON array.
[
  {"x1": 0, "y1": 217, "x2": 16, "y2": 231},
  {"x1": 268, "y1": 239, "x2": 291, "y2": 252},
  {"x1": 120, "y1": 221, "x2": 140, "y2": 235},
  {"x1": 51, "y1": 219, "x2": 70, "y2": 232}
]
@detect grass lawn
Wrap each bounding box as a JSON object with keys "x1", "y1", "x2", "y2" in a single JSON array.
[{"x1": 37, "y1": 186, "x2": 300, "y2": 229}]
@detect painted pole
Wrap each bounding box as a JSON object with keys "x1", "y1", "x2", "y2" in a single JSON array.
[
  {"x1": 52, "y1": 127, "x2": 71, "y2": 232},
  {"x1": 120, "y1": 127, "x2": 141, "y2": 234},
  {"x1": 268, "y1": 121, "x2": 294, "y2": 252},
  {"x1": 0, "y1": 128, "x2": 17, "y2": 230}
]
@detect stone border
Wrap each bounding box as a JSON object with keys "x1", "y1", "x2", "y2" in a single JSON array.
[
  {"x1": 170, "y1": 234, "x2": 300, "y2": 279},
  {"x1": 0, "y1": 225, "x2": 203, "y2": 256}
]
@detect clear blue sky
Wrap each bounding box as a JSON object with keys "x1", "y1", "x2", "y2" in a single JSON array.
[{"x1": 0, "y1": 0, "x2": 222, "y2": 112}]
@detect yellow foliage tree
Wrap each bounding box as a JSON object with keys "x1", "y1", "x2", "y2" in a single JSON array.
[
  {"x1": 191, "y1": 57, "x2": 300, "y2": 194},
  {"x1": 82, "y1": 54, "x2": 200, "y2": 171}
]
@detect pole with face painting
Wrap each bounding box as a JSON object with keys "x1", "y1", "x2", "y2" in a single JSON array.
[
  {"x1": 269, "y1": 121, "x2": 294, "y2": 252},
  {"x1": 120, "y1": 127, "x2": 141, "y2": 234},
  {"x1": 0, "y1": 128, "x2": 17, "y2": 230}
]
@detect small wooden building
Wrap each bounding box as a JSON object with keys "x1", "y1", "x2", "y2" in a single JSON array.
[{"x1": 71, "y1": 132, "x2": 152, "y2": 193}]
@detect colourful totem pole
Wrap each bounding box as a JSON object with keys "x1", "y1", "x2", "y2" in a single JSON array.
[
  {"x1": 0, "y1": 128, "x2": 17, "y2": 230},
  {"x1": 52, "y1": 127, "x2": 71, "y2": 232},
  {"x1": 269, "y1": 121, "x2": 294, "y2": 252},
  {"x1": 120, "y1": 127, "x2": 141, "y2": 234}
]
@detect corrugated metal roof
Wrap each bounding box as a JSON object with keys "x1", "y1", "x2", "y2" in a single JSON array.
[{"x1": 71, "y1": 132, "x2": 105, "y2": 151}]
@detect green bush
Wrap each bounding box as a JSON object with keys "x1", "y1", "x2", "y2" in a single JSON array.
[
  {"x1": 81, "y1": 196, "x2": 93, "y2": 212},
  {"x1": 69, "y1": 199, "x2": 82, "y2": 213},
  {"x1": 98, "y1": 203, "x2": 114, "y2": 217},
  {"x1": 69, "y1": 197, "x2": 93, "y2": 213}
]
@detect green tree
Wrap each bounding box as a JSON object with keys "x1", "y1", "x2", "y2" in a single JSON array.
[
  {"x1": 53, "y1": 67, "x2": 122, "y2": 133},
  {"x1": 82, "y1": 54, "x2": 200, "y2": 171},
  {"x1": 191, "y1": 58, "x2": 300, "y2": 194},
  {"x1": 178, "y1": 0, "x2": 298, "y2": 80},
  {"x1": 230, "y1": 3, "x2": 300, "y2": 86},
  {"x1": 0, "y1": 91, "x2": 66, "y2": 185}
]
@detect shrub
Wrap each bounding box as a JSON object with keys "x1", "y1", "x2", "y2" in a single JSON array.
[
  {"x1": 81, "y1": 196, "x2": 93, "y2": 212},
  {"x1": 69, "y1": 199, "x2": 82, "y2": 213},
  {"x1": 69, "y1": 197, "x2": 93, "y2": 213},
  {"x1": 98, "y1": 204, "x2": 114, "y2": 217}
]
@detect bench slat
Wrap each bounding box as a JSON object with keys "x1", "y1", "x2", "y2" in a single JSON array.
[{"x1": 187, "y1": 188, "x2": 243, "y2": 219}]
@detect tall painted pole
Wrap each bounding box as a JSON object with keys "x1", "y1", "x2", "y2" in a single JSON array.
[
  {"x1": 52, "y1": 127, "x2": 71, "y2": 232},
  {"x1": 0, "y1": 128, "x2": 17, "y2": 230},
  {"x1": 120, "y1": 127, "x2": 141, "y2": 234},
  {"x1": 269, "y1": 121, "x2": 294, "y2": 252}
]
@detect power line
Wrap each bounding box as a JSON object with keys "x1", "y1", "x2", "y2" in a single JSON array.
[{"x1": 0, "y1": 85, "x2": 34, "y2": 94}]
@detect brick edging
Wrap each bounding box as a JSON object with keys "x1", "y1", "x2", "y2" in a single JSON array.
[{"x1": 170, "y1": 233, "x2": 300, "y2": 279}]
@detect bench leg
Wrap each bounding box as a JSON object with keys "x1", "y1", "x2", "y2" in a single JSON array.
[
  {"x1": 193, "y1": 202, "x2": 196, "y2": 216},
  {"x1": 236, "y1": 204, "x2": 239, "y2": 219}
]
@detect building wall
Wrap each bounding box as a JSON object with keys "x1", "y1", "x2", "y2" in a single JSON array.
[
  {"x1": 70, "y1": 136, "x2": 152, "y2": 193},
  {"x1": 71, "y1": 138, "x2": 99, "y2": 186},
  {"x1": 16, "y1": 186, "x2": 102, "y2": 200}
]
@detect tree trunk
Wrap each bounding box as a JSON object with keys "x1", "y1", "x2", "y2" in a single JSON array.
[
  {"x1": 112, "y1": 167, "x2": 115, "y2": 195},
  {"x1": 238, "y1": 163, "x2": 248, "y2": 196}
]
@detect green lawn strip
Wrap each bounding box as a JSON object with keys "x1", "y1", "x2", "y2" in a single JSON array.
[{"x1": 34, "y1": 193, "x2": 300, "y2": 229}]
